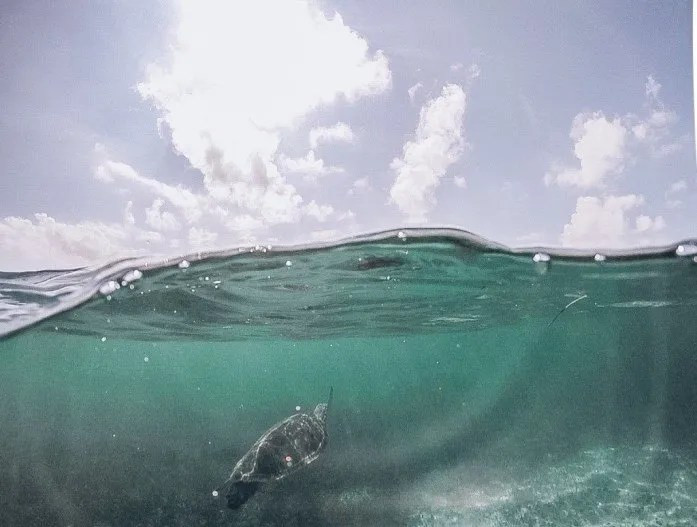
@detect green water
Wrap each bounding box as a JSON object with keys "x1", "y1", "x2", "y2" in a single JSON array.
[{"x1": 1, "y1": 233, "x2": 696, "y2": 525}]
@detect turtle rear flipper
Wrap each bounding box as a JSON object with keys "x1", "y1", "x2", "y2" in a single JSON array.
[{"x1": 226, "y1": 481, "x2": 260, "y2": 510}]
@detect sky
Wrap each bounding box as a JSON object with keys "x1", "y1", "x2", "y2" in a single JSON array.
[{"x1": 0, "y1": 0, "x2": 695, "y2": 270}]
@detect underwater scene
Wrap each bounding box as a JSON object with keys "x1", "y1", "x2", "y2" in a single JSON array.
[{"x1": 1, "y1": 228, "x2": 697, "y2": 526}]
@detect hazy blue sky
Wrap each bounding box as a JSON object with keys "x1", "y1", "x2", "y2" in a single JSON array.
[{"x1": 1, "y1": 0, "x2": 694, "y2": 270}]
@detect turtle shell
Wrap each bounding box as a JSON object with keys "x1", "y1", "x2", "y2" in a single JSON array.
[{"x1": 230, "y1": 408, "x2": 327, "y2": 483}]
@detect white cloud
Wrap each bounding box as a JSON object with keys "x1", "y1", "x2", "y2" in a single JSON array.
[
  {"x1": 468, "y1": 63, "x2": 481, "y2": 79},
  {"x1": 2, "y1": 1, "x2": 393, "y2": 271},
  {"x1": 652, "y1": 140, "x2": 683, "y2": 159},
  {"x1": 635, "y1": 214, "x2": 665, "y2": 233},
  {"x1": 450, "y1": 62, "x2": 463, "y2": 72},
  {"x1": 123, "y1": 201, "x2": 135, "y2": 225},
  {"x1": 145, "y1": 198, "x2": 181, "y2": 232},
  {"x1": 0, "y1": 213, "x2": 133, "y2": 270},
  {"x1": 303, "y1": 200, "x2": 334, "y2": 222},
  {"x1": 309, "y1": 122, "x2": 355, "y2": 148},
  {"x1": 668, "y1": 180, "x2": 687, "y2": 194},
  {"x1": 453, "y1": 176, "x2": 467, "y2": 189},
  {"x1": 188, "y1": 226, "x2": 218, "y2": 247},
  {"x1": 278, "y1": 150, "x2": 343, "y2": 180},
  {"x1": 137, "y1": 0, "x2": 390, "y2": 227},
  {"x1": 634, "y1": 77, "x2": 679, "y2": 157},
  {"x1": 561, "y1": 194, "x2": 666, "y2": 248},
  {"x1": 665, "y1": 179, "x2": 688, "y2": 208},
  {"x1": 309, "y1": 229, "x2": 340, "y2": 241},
  {"x1": 389, "y1": 84, "x2": 467, "y2": 222},
  {"x1": 408, "y1": 82, "x2": 423, "y2": 102},
  {"x1": 545, "y1": 112, "x2": 627, "y2": 189},
  {"x1": 224, "y1": 214, "x2": 265, "y2": 233},
  {"x1": 96, "y1": 160, "x2": 203, "y2": 223},
  {"x1": 347, "y1": 177, "x2": 370, "y2": 195},
  {"x1": 337, "y1": 209, "x2": 356, "y2": 221},
  {"x1": 547, "y1": 76, "x2": 681, "y2": 189},
  {"x1": 645, "y1": 75, "x2": 661, "y2": 100}
]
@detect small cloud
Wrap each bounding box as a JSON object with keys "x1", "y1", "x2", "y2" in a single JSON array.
[
  {"x1": 665, "y1": 179, "x2": 688, "y2": 208},
  {"x1": 188, "y1": 227, "x2": 218, "y2": 247},
  {"x1": 646, "y1": 75, "x2": 662, "y2": 100},
  {"x1": 668, "y1": 180, "x2": 687, "y2": 194},
  {"x1": 635, "y1": 214, "x2": 665, "y2": 233},
  {"x1": 348, "y1": 177, "x2": 370, "y2": 195},
  {"x1": 468, "y1": 64, "x2": 481, "y2": 79},
  {"x1": 95, "y1": 159, "x2": 203, "y2": 223},
  {"x1": 545, "y1": 112, "x2": 628, "y2": 189},
  {"x1": 225, "y1": 214, "x2": 264, "y2": 232},
  {"x1": 453, "y1": 176, "x2": 467, "y2": 189},
  {"x1": 309, "y1": 122, "x2": 355, "y2": 149},
  {"x1": 651, "y1": 135, "x2": 689, "y2": 159},
  {"x1": 547, "y1": 76, "x2": 682, "y2": 189},
  {"x1": 309, "y1": 229, "x2": 340, "y2": 241},
  {"x1": 145, "y1": 198, "x2": 181, "y2": 232},
  {"x1": 337, "y1": 209, "x2": 356, "y2": 221},
  {"x1": 0, "y1": 213, "x2": 136, "y2": 270},
  {"x1": 389, "y1": 84, "x2": 467, "y2": 222},
  {"x1": 278, "y1": 150, "x2": 343, "y2": 181},
  {"x1": 450, "y1": 62, "x2": 463, "y2": 72},
  {"x1": 561, "y1": 194, "x2": 666, "y2": 248},
  {"x1": 407, "y1": 82, "x2": 423, "y2": 103},
  {"x1": 94, "y1": 165, "x2": 115, "y2": 183},
  {"x1": 303, "y1": 200, "x2": 334, "y2": 222},
  {"x1": 123, "y1": 201, "x2": 135, "y2": 226}
]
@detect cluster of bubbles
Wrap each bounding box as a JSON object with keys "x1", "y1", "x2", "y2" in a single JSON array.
[{"x1": 99, "y1": 269, "x2": 144, "y2": 300}]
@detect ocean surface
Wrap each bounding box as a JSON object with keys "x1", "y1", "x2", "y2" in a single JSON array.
[{"x1": 1, "y1": 228, "x2": 697, "y2": 526}]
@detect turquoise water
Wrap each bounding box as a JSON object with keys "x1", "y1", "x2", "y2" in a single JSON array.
[{"x1": 1, "y1": 229, "x2": 697, "y2": 526}]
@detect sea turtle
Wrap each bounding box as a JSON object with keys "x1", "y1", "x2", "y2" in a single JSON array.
[{"x1": 215, "y1": 388, "x2": 333, "y2": 509}]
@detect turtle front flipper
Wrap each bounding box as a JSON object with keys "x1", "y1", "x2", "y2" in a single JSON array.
[{"x1": 226, "y1": 481, "x2": 260, "y2": 510}]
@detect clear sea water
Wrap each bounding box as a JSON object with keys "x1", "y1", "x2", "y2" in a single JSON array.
[{"x1": 1, "y1": 229, "x2": 697, "y2": 526}]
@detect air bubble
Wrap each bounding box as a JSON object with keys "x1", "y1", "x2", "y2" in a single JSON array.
[
  {"x1": 397, "y1": 231, "x2": 407, "y2": 241},
  {"x1": 295, "y1": 406, "x2": 301, "y2": 411},
  {"x1": 99, "y1": 281, "x2": 119, "y2": 296},
  {"x1": 212, "y1": 491, "x2": 219, "y2": 498},
  {"x1": 144, "y1": 357, "x2": 149, "y2": 363},
  {"x1": 594, "y1": 254, "x2": 606, "y2": 262},
  {"x1": 532, "y1": 253, "x2": 551, "y2": 263},
  {"x1": 676, "y1": 244, "x2": 697, "y2": 257},
  {"x1": 178, "y1": 260, "x2": 190, "y2": 269},
  {"x1": 101, "y1": 337, "x2": 106, "y2": 342},
  {"x1": 285, "y1": 260, "x2": 293, "y2": 267}
]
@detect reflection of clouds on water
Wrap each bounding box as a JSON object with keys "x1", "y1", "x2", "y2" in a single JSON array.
[{"x1": 405, "y1": 446, "x2": 697, "y2": 526}]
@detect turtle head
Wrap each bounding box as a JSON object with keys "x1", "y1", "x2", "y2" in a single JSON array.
[
  {"x1": 313, "y1": 386, "x2": 333, "y2": 424},
  {"x1": 226, "y1": 481, "x2": 260, "y2": 510}
]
